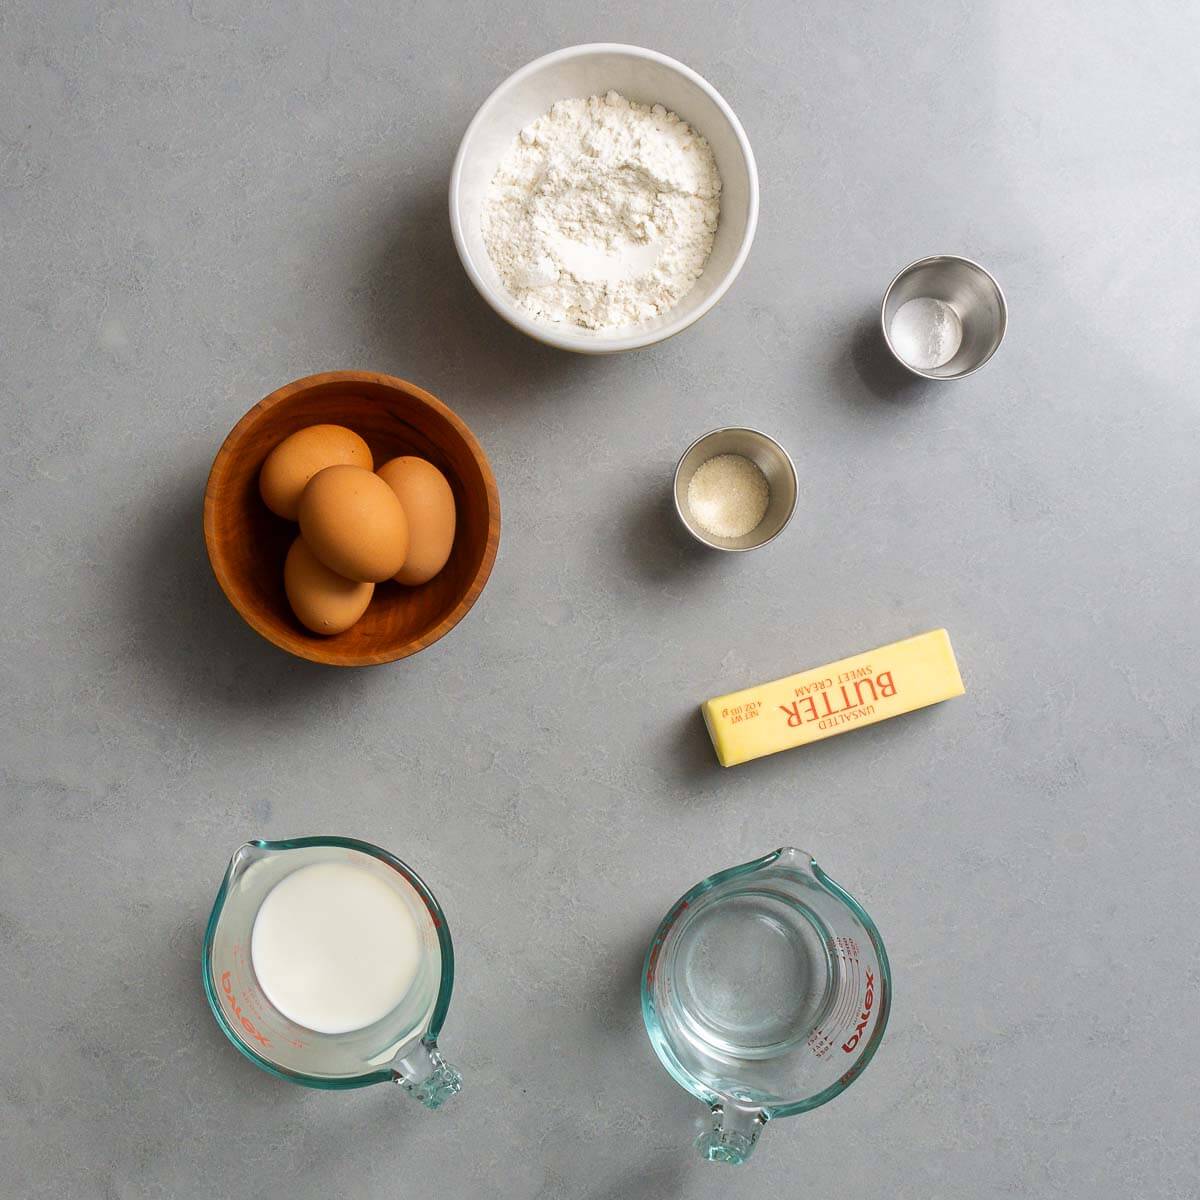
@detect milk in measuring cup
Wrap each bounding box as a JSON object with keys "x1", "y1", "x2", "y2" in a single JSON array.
[{"x1": 250, "y1": 860, "x2": 422, "y2": 1034}]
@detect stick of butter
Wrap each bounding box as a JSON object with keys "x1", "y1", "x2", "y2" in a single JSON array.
[{"x1": 702, "y1": 629, "x2": 965, "y2": 767}]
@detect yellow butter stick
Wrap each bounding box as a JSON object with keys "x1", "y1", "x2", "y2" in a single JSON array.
[{"x1": 702, "y1": 629, "x2": 965, "y2": 767}]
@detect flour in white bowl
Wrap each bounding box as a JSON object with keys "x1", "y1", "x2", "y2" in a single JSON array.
[{"x1": 482, "y1": 91, "x2": 722, "y2": 332}]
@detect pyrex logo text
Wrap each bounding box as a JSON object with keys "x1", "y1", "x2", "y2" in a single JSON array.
[
  {"x1": 221, "y1": 970, "x2": 270, "y2": 1047},
  {"x1": 842, "y1": 971, "x2": 875, "y2": 1053}
]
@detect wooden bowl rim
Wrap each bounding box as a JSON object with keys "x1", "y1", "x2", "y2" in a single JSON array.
[{"x1": 203, "y1": 370, "x2": 501, "y2": 667}]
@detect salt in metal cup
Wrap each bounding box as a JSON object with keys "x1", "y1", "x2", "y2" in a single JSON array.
[{"x1": 881, "y1": 255, "x2": 1007, "y2": 380}]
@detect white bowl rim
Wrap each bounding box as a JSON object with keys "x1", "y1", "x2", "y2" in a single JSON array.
[{"x1": 449, "y1": 42, "x2": 760, "y2": 355}]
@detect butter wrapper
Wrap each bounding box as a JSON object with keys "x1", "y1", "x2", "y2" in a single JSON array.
[{"x1": 702, "y1": 629, "x2": 965, "y2": 767}]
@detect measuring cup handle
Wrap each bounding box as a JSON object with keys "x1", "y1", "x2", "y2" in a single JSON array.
[
  {"x1": 695, "y1": 1102, "x2": 768, "y2": 1165},
  {"x1": 392, "y1": 1037, "x2": 463, "y2": 1110}
]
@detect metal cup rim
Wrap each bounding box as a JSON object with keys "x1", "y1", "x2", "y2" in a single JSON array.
[
  {"x1": 880, "y1": 255, "x2": 1008, "y2": 380},
  {"x1": 673, "y1": 426, "x2": 798, "y2": 552}
]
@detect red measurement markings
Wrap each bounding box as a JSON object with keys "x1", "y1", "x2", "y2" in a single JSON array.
[
  {"x1": 806, "y1": 1025, "x2": 835, "y2": 1058},
  {"x1": 808, "y1": 937, "x2": 861, "y2": 1058},
  {"x1": 829, "y1": 938, "x2": 860, "y2": 1040}
]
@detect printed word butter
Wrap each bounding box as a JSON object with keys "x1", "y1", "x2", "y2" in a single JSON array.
[{"x1": 701, "y1": 629, "x2": 965, "y2": 767}]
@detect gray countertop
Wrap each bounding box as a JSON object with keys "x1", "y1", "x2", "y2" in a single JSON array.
[{"x1": 3, "y1": 2, "x2": 1198, "y2": 1197}]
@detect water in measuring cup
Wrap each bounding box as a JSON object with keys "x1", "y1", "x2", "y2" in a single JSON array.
[
  {"x1": 672, "y1": 888, "x2": 833, "y2": 1059},
  {"x1": 250, "y1": 860, "x2": 422, "y2": 1035}
]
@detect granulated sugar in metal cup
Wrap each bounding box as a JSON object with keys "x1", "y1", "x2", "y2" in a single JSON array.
[{"x1": 673, "y1": 428, "x2": 797, "y2": 552}]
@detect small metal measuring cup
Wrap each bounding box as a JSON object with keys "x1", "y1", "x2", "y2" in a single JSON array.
[
  {"x1": 881, "y1": 255, "x2": 1007, "y2": 380},
  {"x1": 674, "y1": 427, "x2": 797, "y2": 552}
]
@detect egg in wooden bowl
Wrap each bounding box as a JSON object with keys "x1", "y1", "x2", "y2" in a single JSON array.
[{"x1": 204, "y1": 371, "x2": 500, "y2": 666}]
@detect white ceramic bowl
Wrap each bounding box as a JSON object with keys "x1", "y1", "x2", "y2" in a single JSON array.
[{"x1": 449, "y1": 44, "x2": 759, "y2": 355}]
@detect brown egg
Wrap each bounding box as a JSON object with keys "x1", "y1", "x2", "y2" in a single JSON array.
[
  {"x1": 283, "y1": 537, "x2": 374, "y2": 635},
  {"x1": 260, "y1": 425, "x2": 373, "y2": 520},
  {"x1": 376, "y1": 457, "x2": 458, "y2": 586},
  {"x1": 298, "y1": 464, "x2": 409, "y2": 582}
]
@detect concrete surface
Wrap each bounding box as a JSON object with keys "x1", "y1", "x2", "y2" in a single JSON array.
[{"x1": 2, "y1": 2, "x2": 1198, "y2": 1197}]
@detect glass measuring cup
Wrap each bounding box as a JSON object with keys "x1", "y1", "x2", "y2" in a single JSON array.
[
  {"x1": 203, "y1": 836, "x2": 461, "y2": 1107},
  {"x1": 642, "y1": 848, "x2": 890, "y2": 1164}
]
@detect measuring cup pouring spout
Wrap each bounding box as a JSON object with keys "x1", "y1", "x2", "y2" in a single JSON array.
[
  {"x1": 642, "y1": 847, "x2": 891, "y2": 1164},
  {"x1": 203, "y1": 837, "x2": 461, "y2": 1107}
]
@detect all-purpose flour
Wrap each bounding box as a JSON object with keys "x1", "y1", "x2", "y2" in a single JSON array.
[{"x1": 482, "y1": 91, "x2": 722, "y2": 331}]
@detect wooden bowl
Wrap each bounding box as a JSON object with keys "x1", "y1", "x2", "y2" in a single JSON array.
[{"x1": 204, "y1": 371, "x2": 500, "y2": 666}]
